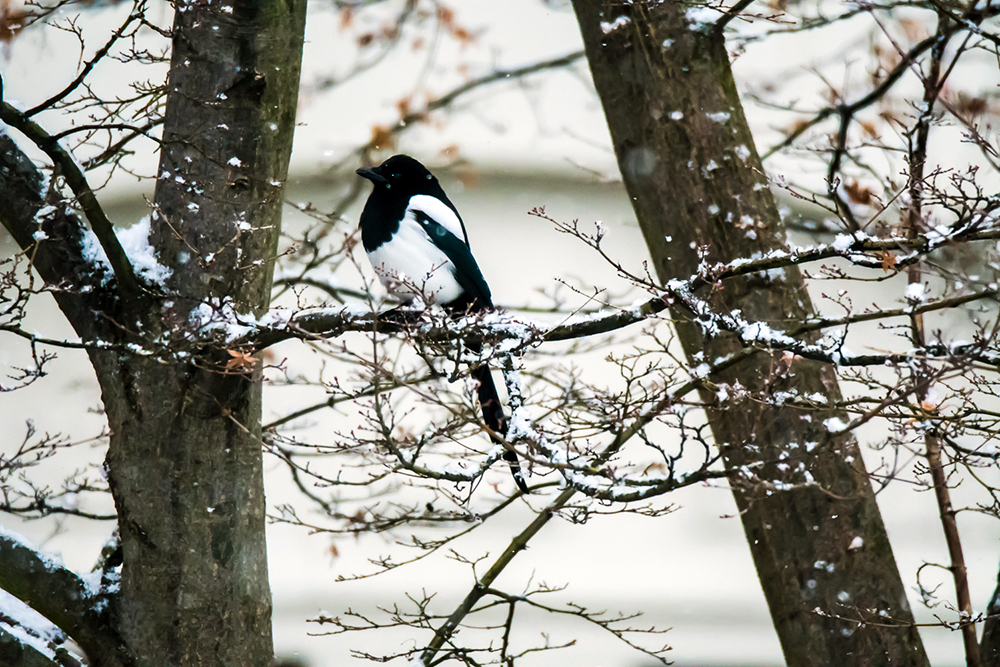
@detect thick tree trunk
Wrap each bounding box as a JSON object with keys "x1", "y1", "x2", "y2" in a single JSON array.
[
  {"x1": 95, "y1": 2, "x2": 306, "y2": 665},
  {"x1": 572, "y1": 2, "x2": 928, "y2": 665}
]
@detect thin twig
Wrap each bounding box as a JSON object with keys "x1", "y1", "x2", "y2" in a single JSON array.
[{"x1": 0, "y1": 96, "x2": 142, "y2": 300}]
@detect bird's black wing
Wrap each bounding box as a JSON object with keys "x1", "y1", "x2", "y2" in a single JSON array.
[
  {"x1": 414, "y1": 211, "x2": 527, "y2": 492},
  {"x1": 424, "y1": 186, "x2": 470, "y2": 247},
  {"x1": 412, "y1": 210, "x2": 492, "y2": 309}
]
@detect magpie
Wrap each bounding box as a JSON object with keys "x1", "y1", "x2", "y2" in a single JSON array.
[{"x1": 356, "y1": 154, "x2": 529, "y2": 494}]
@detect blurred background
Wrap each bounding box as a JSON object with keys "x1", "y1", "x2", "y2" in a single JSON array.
[{"x1": 2, "y1": 1, "x2": 999, "y2": 665}]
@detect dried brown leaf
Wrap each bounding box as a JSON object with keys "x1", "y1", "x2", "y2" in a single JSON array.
[
  {"x1": 395, "y1": 97, "x2": 411, "y2": 120},
  {"x1": 226, "y1": 349, "x2": 257, "y2": 373},
  {"x1": 859, "y1": 120, "x2": 879, "y2": 139},
  {"x1": 844, "y1": 181, "x2": 873, "y2": 206},
  {"x1": 955, "y1": 94, "x2": 988, "y2": 117},
  {"x1": 880, "y1": 251, "x2": 897, "y2": 273},
  {"x1": 370, "y1": 125, "x2": 395, "y2": 151},
  {"x1": 0, "y1": 4, "x2": 29, "y2": 44},
  {"x1": 436, "y1": 5, "x2": 454, "y2": 28}
]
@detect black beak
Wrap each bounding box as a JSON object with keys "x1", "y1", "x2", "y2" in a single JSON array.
[{"x1": 356, "y1": 168, "x2": 388, "y2": 184}]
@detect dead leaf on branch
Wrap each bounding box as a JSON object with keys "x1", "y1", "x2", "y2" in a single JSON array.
[
  {"x1": 226, "y1": 349, "x2": 257, "y2": 373},
  {"x1": 954, "y1": 94, "x2": 988, "y2": 117},
  {"x1": 452, "y1": 26, "x2": 474, "y2": 45},
  {"x1": 0, "y1": 1, "x2": 29, "y2": 44},
  {"x1": 395, "y1": 97, "x2": 411, "y2": 120},
  {"x1": 859, "y1": 120, "x2": 880, "y2": 139},
  {"x1": 898, "y1": 17, "x2": 929, "y2": 43},
  {"x1": 436, "y1": 5, "x2": 454, "y2": 28},
  {"x1": 880, "y1": 251, "x2": 898, "y2": 273},
  {"x1": 370, "y1": 125, "x2": 395, "y2": 151},
  {"x1": 844, "y1": 181, "x2": 874, "y2": 206}
]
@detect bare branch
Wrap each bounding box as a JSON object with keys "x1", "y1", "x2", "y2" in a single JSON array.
[
  {"x1": 0, "y1": 88, "x2": 141, "y2": 301},
  {"x1": 24, "y1": 1, "x2": 145, "y2": 118}
]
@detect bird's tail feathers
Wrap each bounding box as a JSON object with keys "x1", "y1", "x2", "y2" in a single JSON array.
[{"x1": 470, "y1": 364, "x2": 528, "y2": 494}]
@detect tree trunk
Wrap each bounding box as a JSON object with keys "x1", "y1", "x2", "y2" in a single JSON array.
[
  {"x1": 571, "y1": 2, "x2": 928, "y2": 664},
  {"x1": 95, "y1": 2, "x2": 306, "y2": 665},
  {"x1": 982, "y1": 569, "x2": 1000, "y2": 666}
]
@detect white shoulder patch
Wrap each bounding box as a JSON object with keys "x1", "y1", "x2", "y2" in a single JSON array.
[{"x1": 406, "y1": 194, "x2": 467, "y2": 245}]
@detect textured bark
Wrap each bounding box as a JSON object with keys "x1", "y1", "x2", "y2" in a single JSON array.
[
  {"x1": 95, "y1": 2, "x2": 307, "y2": 666},
  {"x1": 982, "y1": 572, "x2": 1000, "y2": 666},
  {"x1": 1, "y1": 1, "x2": 305, "y2": 665},
  {"x1": 0, "y1": 626, "x2": 62, "y2": 667},
  {"x1": 0, "y1": 137, "x2": 130, "y2": 667},
  {"x1": 0, "y1": 533, "x2": 123, "y2": 666},
  {"x1": 572, "y1": 2, "x2": 928, "y2": 665},
  {"x1": 0, "y1": 133, "x2": 114, "y2": 344},
  {"x1": 0, "y1": 0, "x2": 306, "y2": 667}
]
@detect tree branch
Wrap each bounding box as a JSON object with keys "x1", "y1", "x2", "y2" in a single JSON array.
[
  {"x1": 715, "y1": 0, "x2": 756, "y2": 33},
  {"x1": 420, "y1": 487, "x2": 577, "y2": 664},
  {"x1": 0, "y1": 133, "x2": 119, "y2": 345},
  {"x1": 418, "y1": 50, "x2": 585, "y2": 118},
  {"x1": 904, "y1": 12, "x2": 980, "y2": 663},
  {"x1": 241, "y1": 214, "x2": 1000, "y2": 365},
  {"x1": 338, "y1": 50, "x2": 586, "y2": 165},
  {"x1": 0, "y1": 625, "x2": 67, "y2": 667},
  {"x1": 0, "y1": 78, "x2": 142, "y2": 301},
  {"x1": 761, "y1": 29, "x2": 956, "y2": 161},
  {"x1": 23, "y1": 2, "x2": 144, "y2": 118},
  {"x1": 0, "y1": 531, "x2": 129, "y2": 666}
]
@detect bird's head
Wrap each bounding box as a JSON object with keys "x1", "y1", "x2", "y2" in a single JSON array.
[{"x1": 356, "y1": 155, "x2": 442, "y2": 198}]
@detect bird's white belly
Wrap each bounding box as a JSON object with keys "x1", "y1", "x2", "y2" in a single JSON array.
[{"x1": 367, "y1": 219, "x2": 463, "y2": 304}]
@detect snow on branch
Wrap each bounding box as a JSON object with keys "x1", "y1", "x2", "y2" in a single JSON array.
[
  {"x1": 499, "y1": 348, "x2": 735, "y2": 502},
  {"x1": 0, "y1": 84, "x2": 142, "y2": 300},
  {"x1": 0, "y1": 529, "x2": 123, "y2": 666},
  {"x1": 235, "y1": 208, "x2": 1000, "y2": 373},
  {"x1": 0, "y1": 623, "x2": 69, "y2": 667}
]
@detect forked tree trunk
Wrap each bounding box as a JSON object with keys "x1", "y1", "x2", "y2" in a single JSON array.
[{"x1": 572, "y1": 2, "x2": 928, "y2": 664}]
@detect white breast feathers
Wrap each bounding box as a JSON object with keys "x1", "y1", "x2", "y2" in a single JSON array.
[{"x1": 367, "y1": 216, "x2": 464, "y2": 304}]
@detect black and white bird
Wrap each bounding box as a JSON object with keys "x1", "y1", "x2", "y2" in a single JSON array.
[{"x1": 356, "y1": 154, "x2": 528, "y2": 493}]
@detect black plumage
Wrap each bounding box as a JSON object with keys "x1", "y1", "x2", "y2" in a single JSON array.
[{"x1": 357, "y1": 155, "x2": 528, "y2": 493}]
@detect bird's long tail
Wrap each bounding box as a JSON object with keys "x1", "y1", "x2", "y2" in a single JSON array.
[{"x1": 470, "y1": 363, "x2": 528, "y2": 493}]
